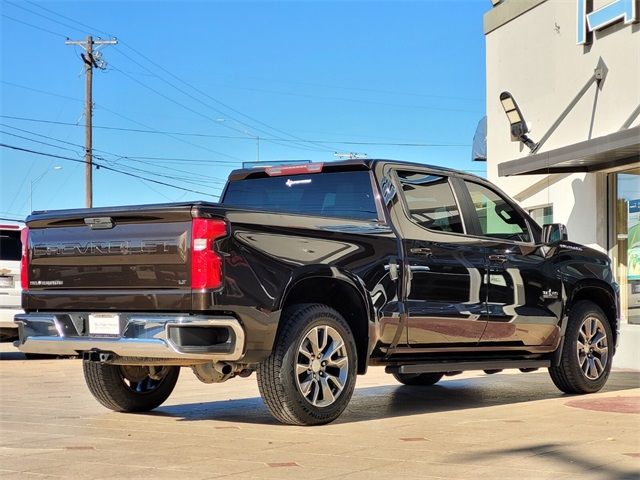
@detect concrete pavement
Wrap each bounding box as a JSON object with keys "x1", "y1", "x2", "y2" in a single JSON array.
[{"x1": 1, "y1": 343, "x2": 638, "y2": 479}]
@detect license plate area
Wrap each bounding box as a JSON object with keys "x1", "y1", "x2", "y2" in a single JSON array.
[
  {"x1": 0, "y1": 276, "x2": 14, "y2": 288},
  {"x1": 88, "y1": 313, "x2": 121, "y2": 336}
]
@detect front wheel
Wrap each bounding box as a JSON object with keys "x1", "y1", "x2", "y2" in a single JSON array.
[
  {"x1": 549, "y1": 301, "x2": 613, "y2": 394},
  {"x1": 83, "y1": 362, "x2": 180, "y2": 412},
  {"x1": 257, "y1": 304, "x2": 357, "y2": 426}
]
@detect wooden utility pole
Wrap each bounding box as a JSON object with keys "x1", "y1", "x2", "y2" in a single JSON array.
[{"x1": 65, "y1": 36, "x2": 117, "y2": 208}]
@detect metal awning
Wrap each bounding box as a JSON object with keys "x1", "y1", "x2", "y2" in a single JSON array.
[{"x1": 498, "y1": 126, "x2": 640, "y2": 176}]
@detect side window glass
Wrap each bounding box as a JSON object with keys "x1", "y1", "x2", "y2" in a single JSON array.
[
  {"x1": 464, "y1": 181, "x2": 531, "y2": 242},
  {"x1": 397, "y1": 171, "x2": 464, "y2": 234}
]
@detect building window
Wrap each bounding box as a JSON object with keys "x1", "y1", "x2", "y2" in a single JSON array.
[
  {"x1": 528, "y1": 205, "x2": 553, "y2": 226},
  {"x1": 611, "y1": 169, "x2": 640, "y2": 325}
]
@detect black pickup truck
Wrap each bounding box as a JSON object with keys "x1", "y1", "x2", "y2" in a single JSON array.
[{"x1": 16, "y1": 159, "x2": 619, "y2": 425}]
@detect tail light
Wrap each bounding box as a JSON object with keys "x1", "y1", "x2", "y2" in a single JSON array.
[
  {"x1": 20, "y1": 227, "x2": 29, "y2": 290},
  {"x1": 191, "y1": 218, "x2": 227, "y2": 290}
]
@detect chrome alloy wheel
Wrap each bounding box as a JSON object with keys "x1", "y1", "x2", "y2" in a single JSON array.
[
  {"x1": 576, "y1": 316, "x2": 609, "y2": 380},
  {"x1": 295, "y1": 325, "x2": 349, "y2": 407}
]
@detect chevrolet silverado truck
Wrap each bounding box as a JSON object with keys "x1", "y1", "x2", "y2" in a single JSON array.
[{"x1": 15, "y1": 160, "x2": 619, "y2": 425}]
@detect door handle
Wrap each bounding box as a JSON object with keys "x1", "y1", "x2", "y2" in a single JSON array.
[
  {"x1": 488, "y1": 254, "x2": 508, "y2": 263},
  {"x1": 409, "y1": 265, "x2": 431, "y2": 272},
  {"x1": 410, "y1": 247, "x2": 432, "y2": 257}
]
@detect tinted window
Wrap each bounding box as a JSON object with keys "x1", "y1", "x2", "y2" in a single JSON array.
[
  {"x1": 397, "y1": 171, "x2": 463, "y2": 234},
  {"x1": 0, "y1": 230, "x2": 21, "y2": 261},
  {"x1": 464, "y1": 181, "x2": 531, "y2": 242},
  {"x1": 222, "y1": 171, "x2": 378, "y2": 220}
]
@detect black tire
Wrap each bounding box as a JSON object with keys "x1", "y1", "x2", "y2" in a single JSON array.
[
  {"x1": 549, "y1": 300, "x2": 613, "y2": 394},
  {"x1": 393, "y1": 372, "x2": 444, "y2": 386},
  {"x1": 83, "y1": 362, "x2": 180, "y2": 412},
  {"x1": 257, "y1": 304, "x2": 358, "y2": 426}
]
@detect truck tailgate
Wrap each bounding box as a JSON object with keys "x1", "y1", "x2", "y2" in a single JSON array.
[{"x1": 23, "y1": 204, "x2": 196, "y2": 311}]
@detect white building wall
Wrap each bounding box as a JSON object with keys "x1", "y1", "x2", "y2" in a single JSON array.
[{"x1": 485, "y1": 0, "x2": 640, "y2": 251}]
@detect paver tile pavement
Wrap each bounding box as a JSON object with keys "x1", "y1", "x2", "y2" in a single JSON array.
[{"x1": 1, "y1": 345, "x2": 638, "y2": 479}]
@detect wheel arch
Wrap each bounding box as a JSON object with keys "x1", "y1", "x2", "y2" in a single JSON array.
[
  {"x1": 566, "y1": 280, "x2": 619, "y2": 348},
  {"x1": 278, "y1": 270, "x2": 374, "y2": 374}
]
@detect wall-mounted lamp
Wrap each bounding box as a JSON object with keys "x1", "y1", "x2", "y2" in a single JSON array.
[{"x1": 499, "y1": 91, "x2": 538, "y2": 152}]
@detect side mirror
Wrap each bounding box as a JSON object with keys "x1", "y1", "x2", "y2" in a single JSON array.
[{"x1": 542, "y1": 223, "x2": 568, "y2": 243}]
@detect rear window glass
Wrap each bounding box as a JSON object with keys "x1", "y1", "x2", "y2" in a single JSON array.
[
  {"x1": 0, "y1": 230, "x2": 21, "y2": 261},
  {"x1": 222, "y1": 171, "x2": 378, "y2": 221}
]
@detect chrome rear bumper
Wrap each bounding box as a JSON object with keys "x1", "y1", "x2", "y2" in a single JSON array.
[{"x1": 14, "y1": 312, "x2": 245, "y2": 361}]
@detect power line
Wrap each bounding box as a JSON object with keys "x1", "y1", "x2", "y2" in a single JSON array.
[
  {"x1": 0, "y1": 129, "x2": 82, "y2": 154},
  {"x1": 24, "y1": 0, "x2": 109, "y2": 37},
  {"x1": 109, "y1": 59, "x2": 330, "y2": 154},
  {"x1": 14, "y1": 2, "x2": 478, "y2": 154},
  {"x1": 110, "y1": 65, "x2": 261, "y2": 159},
  {"x1": 1, "y1": 13, "x2": 68, "y2": 38},
  {"x1": 5, "y1": 1, "x2": 87, "y2": 36},
  {"x1": 13, "y1": 0, "x2": 263, "y2": 150},
  {"x1": 1, "y1": 123, "x2": 88, "y2": 149},
  {"x1": 117, "y1": 156, "x2": 242, "y2": 165},
  {"x1": 91, "y1": 100, "x2": 244, "y2": 161},
  {"x1": 1, "y1": 80, "x2": 83, "y2": 103},
  {"x1": 11, "y1": 2, "x2": 337, "y2": 153},
  {"x1": 114, "y1": 47, "x2": 338, "y2": 153},
  {"x1": 148, "y1": 77, "x2": 484, "y2": 114},
  {"x1": 0, "y1": 123, "x2": 239, "y2": 184},
  {"x1": 0, "y1": 143, "x2": 219, "y2": 198},
  {"x1": 18, "y1": 0, "x2": 479, "y2": 112},
  {"x1": 101, "y1": 156, "x2": 229, "y2": 185},
  {"x1": 94, "y1": 155, "x2": 227, "y2": 187},
  {"x1": 0, "y1": 115, "x2": 471, "y2": 148},
  {"x1": 0, "y1": 82, "x2": 246, "y2": 161}
]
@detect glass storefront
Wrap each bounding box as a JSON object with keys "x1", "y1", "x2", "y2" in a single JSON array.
[
  {"x1": 610, "y1": 168, "x2": 640, "y2": 325},
  {"x1": 528, "y1": 205, "x2": 553, "y2": 226}
]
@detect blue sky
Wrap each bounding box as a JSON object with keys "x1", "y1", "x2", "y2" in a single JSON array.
[{"x1": 1, "y1": 0, "x2": 488, "y2": 219}]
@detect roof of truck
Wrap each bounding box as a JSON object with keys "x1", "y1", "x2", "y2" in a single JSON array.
[{"x1": 228, "y1": 159, "x2": 480, "y2": 181}]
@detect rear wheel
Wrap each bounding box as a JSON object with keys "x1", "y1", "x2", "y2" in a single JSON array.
[
  {"x1": 393, "y1": 372, "x2": 444, "y2": 386},
  {"x1": 257, "y1": 304, "x2": 357, "y2": 426},
  {"x1": 549, "y1": 301, "x2": 612, "y2": 394},
  {"x1": 83, "y1": 362, "x2": 180, "y2": 412}
]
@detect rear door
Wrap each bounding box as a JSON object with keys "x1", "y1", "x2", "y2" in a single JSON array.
[
  {"x1": 392, "y1": 169, "x2": 487, "y2": 347},
  {"x1": 459, "y1": 180, "x2": 563, "y2": 349}
]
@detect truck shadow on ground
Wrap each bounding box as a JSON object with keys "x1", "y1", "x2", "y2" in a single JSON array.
[
  {"x1": 453, "y1": 442, "x2": 639, "y2": 480},
  {"x1": 152, "y1": 370, "x2": 640, "y2": 426}
]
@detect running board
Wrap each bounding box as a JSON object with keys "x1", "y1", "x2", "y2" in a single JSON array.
[{"x1": 385, "y1": 359, "x2": 551, "y2": 375}]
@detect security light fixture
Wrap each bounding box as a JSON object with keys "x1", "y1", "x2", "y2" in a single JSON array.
[{"x1": 499, "y1": 91, "x2": 538, "y2": 152}]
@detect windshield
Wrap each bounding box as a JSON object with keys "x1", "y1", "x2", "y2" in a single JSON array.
[{"x1": 222, "y1": 170, "x2": 378, "y2": 221}]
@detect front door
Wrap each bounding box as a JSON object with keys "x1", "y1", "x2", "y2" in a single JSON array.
[
  {"x1": 461, "y1": 180, "x2": 563, "y2": 348},
  {"x1": 393, "y1": 170, "x2": 487, "y2": 346}
]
